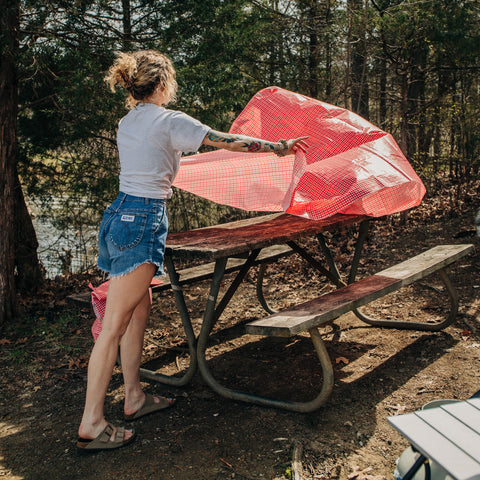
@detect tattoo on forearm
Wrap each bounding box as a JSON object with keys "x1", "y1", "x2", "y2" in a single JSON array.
[
  {"x1": 208, "y1": 131, "x2": 278, "y2": 153},
  {"x1": 245, "y1": 142, "x2": 261, "y2": 152},
  {"x1": 207, "y1": 132, "x2": 236, "y2": 144}
]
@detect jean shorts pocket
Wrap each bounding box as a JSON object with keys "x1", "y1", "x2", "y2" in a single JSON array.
[{"x1": 109, "y1": 212, "x2": 148, "y2": 251}]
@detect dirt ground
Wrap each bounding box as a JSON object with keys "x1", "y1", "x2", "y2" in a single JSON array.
[{"x1": 1, "y1": 192, "x2": 479, "y2": 480}]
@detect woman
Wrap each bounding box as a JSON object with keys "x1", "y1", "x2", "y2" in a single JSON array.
[{"x1": 77, "y1": 50, "x2": 308, "y2": 452}]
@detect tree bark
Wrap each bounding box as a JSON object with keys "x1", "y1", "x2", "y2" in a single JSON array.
[
  {"x1": 348, "y1": 0, "x2": 369, "y2": 119},
  {"x1": 308, "y1": 0, "x2": 319, "y2": 98},
  {"x1": 406, "y1": 45, "x2": 427, "y2": 160},
  {"x1": 121, "y1": 0, "x2": 132, "y2": 51},
  {"x1": 0, "y1": 0, "x2": 20, "y2": 325},
  {"x1": 14, "y1": 168, "x2": 43, "y2": 292},
  {"x1": 379, "y1": 39, "x2": 387, "y2": 128},
  {"x1": 324, "y1": 0, "x2": 333, "y2": 101}
]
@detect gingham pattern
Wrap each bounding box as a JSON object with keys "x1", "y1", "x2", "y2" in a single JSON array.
[
  {"x1": 90, "y1": 279, "x2": 162, "y2": 342},
  {"x1": 173, "y1": 87, "x2": 425, "y2": 220}
]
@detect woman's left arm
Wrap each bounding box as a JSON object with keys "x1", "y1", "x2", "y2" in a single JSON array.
[{"x1": 202, "y1": 130, "x2": 308, "y2": 156}]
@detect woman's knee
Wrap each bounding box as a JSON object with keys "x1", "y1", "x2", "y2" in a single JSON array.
[{"x1": 101, "y1": 315, "x2": 132, "y2": 340}]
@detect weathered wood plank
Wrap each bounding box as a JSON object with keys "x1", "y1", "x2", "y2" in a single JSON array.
[
  {"x1": 153, "y1": 244, "x2": 294, "y2": 291},
  {"x1": 246, "y1": 244, "x2": 474, "y2": 337},
  {"x1": 166, "y1": 213, "x2": 368, "y2": 260},
  {"x1": 66, "y1": 292, "x2": 92, "y2": 306},
  {"x1": 377, "y1": 244, "x2": 474, "y2": 284},
  {"x1": 246, "y1": 275, "x2": 398, "y2": 336}
]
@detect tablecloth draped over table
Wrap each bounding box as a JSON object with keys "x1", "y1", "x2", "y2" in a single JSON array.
[{"x1": 173, "y1": 87, "x2": 426, "y2": 220}]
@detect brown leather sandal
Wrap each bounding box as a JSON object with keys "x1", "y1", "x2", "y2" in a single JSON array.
[
  {"x1": 76, "y1": 423, "x2": 135, "y2": 453},
  {"x1": 124, "y1": 393, "x2": 176, "y2": 421}
]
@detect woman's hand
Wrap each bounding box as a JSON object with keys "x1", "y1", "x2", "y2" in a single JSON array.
[{"x1": 284, "y1": 137, "x2": 310, "y2": 156}]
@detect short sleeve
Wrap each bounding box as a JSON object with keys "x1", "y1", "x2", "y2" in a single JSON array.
[{"x1": 168, "y1": 111, "x2": 210, "y2": 153}]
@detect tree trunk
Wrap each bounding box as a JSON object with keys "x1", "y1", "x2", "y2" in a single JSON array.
[
  {"x1": 406, "y1": 45, "x2": 427, "y2": 160},
  {"x1": 0, "y1": 0, "x2": 20, "y2": 325},
  {"x1": 400, "y1": 73, "x2": 409, "y2": 155},
  {"x1": 121, "y1": 0, "x2": 132, "y2": 51},
  {"x1": 324, "y1": 0, "x2": 333, "y2": 101},
  {"x1": 348, "y1": 0, "x2": 369, "y2": 119},
  {"x1": 14, "y1": 168, "x2": 43, "y2": 292},
  {"x1": 308, "y1": 0, "x2": 319, "y2": 98},
  {"x1": 379, "y1": 39, "x2": 387, "y2": 128}
]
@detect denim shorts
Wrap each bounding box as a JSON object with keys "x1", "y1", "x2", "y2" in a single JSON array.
[{"x1": 97, "y1": 192, "x2": 168, "y2": 277}]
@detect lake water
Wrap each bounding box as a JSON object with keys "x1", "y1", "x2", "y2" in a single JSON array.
[{"x1": 29, "y1": 197, "x2": 98, "y2": 278}]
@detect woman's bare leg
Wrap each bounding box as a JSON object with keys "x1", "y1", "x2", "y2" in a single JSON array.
[
  {"x1": 121, "y1": 286, "x2": 173, "y2": 416},
  {"x1": 120, "y1": 290, "x2": 151, "y2": 413},
  {"x1": 78, "y1": 262, "x2": 156, "y2": 441}
]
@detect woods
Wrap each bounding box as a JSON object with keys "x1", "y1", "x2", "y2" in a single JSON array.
[{"x1": 0, "y1": 0, "x2": 479, "y2": 325}]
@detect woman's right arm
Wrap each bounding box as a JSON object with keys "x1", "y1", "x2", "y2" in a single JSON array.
[{"x1": 202, "y1": 130, "x2": 309, "y2": 156}]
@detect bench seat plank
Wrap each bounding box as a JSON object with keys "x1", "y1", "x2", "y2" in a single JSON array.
[
  {"x1": 67, "y1": 245, "x2": 294, "y2": 306},
  {"x1": 246, "y1": 275, "x2": 399, "y2": 336},
  {"x1": 378, "y1": 244, "x2": 473, "y2": 284},
  {"x1": 246, "y1": 244, "x2": 473, "y2": 337},
  {"x1": 152, "y1": 244, "x2": 294, "y2": 292}
]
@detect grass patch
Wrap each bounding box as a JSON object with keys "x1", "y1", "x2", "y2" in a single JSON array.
[{"x1": 0, "y1": 308, "x2": 92, "y2": 371}]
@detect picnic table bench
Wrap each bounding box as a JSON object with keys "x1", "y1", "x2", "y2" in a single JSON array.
[
  {"x1": 245, "y1": 243, "x2": 473, "y2": 412},
  {"x1": 67, "y1": 244, "x2": 296, "y2": 306}
]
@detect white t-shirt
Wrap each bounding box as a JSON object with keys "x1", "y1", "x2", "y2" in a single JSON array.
[{"x1": 117, "y1": 102, "x2": 210, "y2": 199}]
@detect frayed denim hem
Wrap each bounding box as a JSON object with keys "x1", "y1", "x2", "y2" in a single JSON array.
[{"x1": 97, "y1": 260, "x2": 165, "y2": 279}]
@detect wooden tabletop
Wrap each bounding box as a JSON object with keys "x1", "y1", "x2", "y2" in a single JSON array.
[
  {"x1": 165, "y1": 213, "x2": 368, "y2": 260},
  {"x1": 389, "y1": 398, "x2": 480, "y2": 480}
]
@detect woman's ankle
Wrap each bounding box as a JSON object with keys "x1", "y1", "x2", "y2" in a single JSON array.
[
  {"x1": 78, "y1": 416, "x2": 107, "y2": 439},
  {"x1": 124, "y1": 389, "x2": 145, "y2": 415}
]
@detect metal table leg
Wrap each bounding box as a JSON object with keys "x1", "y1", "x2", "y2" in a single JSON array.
[
  {"x1": 197, "y1": 254, "x2": 334, "y2": 413},
  {"x1": 256, "y1": 220, "x2": 369, "y2": 315},
  {"x1": 316, "y1": 219, "x2": 370, "y2": 287},
  {"x1": 139, "y1": 254, "x2": 198, "y2": 386},
  {"x1": 340, "y1": 221, "x2": 459, "y2": 331},
  {"x1": 198, "y1": 323, "x2": 334, "y2": 412},
  {"x1": 352, "y1": 267, "x2": 460, "y2": 331},
  {"x1": 255, "y1": 221, "x2": 370, "y2": 314}
]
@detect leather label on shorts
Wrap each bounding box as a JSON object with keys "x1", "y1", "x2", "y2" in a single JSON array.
[{"x1": 120, "y1": 214, "x2": 135, "y2": 222}]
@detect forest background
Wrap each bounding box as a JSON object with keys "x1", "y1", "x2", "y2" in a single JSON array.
[{"x1": 1, "y1": 0, "x2": 479, "y2": 325}]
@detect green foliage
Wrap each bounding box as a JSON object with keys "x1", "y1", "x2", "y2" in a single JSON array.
[{"x1": 10, "y1": 0, "x2": 480, "y2": 276}]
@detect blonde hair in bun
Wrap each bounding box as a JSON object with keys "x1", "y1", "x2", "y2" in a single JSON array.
[{"x1": 105, "y1": 50, "x2": 177, "y2": 108}]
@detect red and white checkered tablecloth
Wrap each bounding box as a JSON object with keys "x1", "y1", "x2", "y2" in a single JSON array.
[{"x1": 173, "y1": 87, "x2": 425, "y2": 220}]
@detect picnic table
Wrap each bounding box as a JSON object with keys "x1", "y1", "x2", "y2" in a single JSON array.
[{"x1": 138, "y1": 212, "x2": 473, "y2": 412}]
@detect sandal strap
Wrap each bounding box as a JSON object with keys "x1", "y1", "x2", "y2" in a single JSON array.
[
  {"x1": 98, "y1": 423, "x2": 115, "y2": 444},
  {"x1": 114, "y1": 426, "x2": 125, "y2": 442}
]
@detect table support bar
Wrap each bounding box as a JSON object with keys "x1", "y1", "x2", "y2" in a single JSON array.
[
  {"x1": 197, "y1": 325, "x2": 334, "y2": 413},
  {"x1": 353, "y1": 267, "x2": 459, "y2": 331}
]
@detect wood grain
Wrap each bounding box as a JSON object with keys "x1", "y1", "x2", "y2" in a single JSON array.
[
  {"x1": 166, "y1": 213, "x2": 368, "y2": 260},
  {"x1": 246, "y1": 244, "x2": 474, "y2": 337}
]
